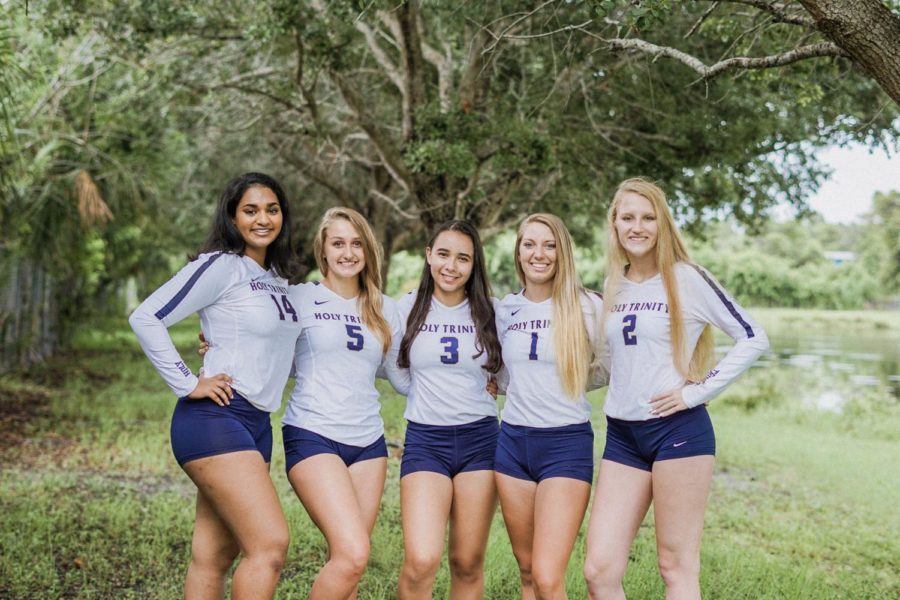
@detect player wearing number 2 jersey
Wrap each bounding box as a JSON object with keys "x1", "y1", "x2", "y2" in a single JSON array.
[
  {"x1": 281, "y1": 207, "x2": 400, "y2": 600},
  {"x1": 129, "y1": 173, "x2": 299, "y2": 599},
  {"x1": 387, "y1": 220, "x2": 503, "y2": 600},
  {"x1": 493, "y1": 213, "x2": 607, "y2": 600},
  {"x1": 583, "y1": 178, "x2": 768, "y2": 600}
]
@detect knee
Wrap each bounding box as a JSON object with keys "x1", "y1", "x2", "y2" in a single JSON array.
[
  {"x1": 403, "y1": 550, "x2": 441, "y2": 583},
  {"x1": 583, "y1": 554, "x2": 624, "y2": 593},
  {"x1": 252, "y1": 529, "x2": 290, "y2": 573},
  {"x1": 657, "y1": 551, "x2": 700, "y2": 589},
  {"x1": 531, "y1": 566, "x2": 564, "y2": 599},
  {"x1": 191, "y1": 539, "x2": 240, "y2": 575},
  {"x1": 334, "y1": 538, "x2": 371, "y2": 581},
  {"x1": 448, "y1": 550, "x2": 484, "y2": 584}
]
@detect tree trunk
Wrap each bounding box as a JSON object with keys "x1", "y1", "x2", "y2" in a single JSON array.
[{"x1": 799, "y1": 0, "x2": 900, "y2": 104}]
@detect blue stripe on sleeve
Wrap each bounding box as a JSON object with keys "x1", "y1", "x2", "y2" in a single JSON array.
[
  {"x1": 154, "y1": 252, "x2": 225, "y2": 320},
  {"x1": 688, "y1": 264, "x2": 755, "y2": 338}
]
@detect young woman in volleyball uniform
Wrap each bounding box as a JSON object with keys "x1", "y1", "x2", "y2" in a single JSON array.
[
  {"x1": 493, "y1": 213, "x2": 606, "y2": 600},
  {"x1": 387, "y1": 220, "x2": 503, "y2": 599},
  {"x1": 130, "y1": 173, "x2": 299, "y2": 599},
  {"x1": 281, "y1": 207, "x2": 401, "y2": 600},
  {"x1": 583, "y1": 178, "x2": 769, "y2": 600}
]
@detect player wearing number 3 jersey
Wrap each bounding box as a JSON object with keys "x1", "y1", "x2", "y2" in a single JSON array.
[
  {"x1": 384, "y1": 220, "x2": 503, "y2": 599},
  {"x1": 281, "y1": 207, "x2": 402, "y2": 600},
  {"x1": 583, "y1": 178, "x2": 768, "y2": 600},
  {"x1": 129, "y1": 172, "x2": 299, "y2": 599}
]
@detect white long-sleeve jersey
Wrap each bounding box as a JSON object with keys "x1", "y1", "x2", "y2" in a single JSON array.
[
  {"x1": 129, "y1": 252, "x2": 302, "y2": 412},
  {"x1": 386, "y1": 292, "x2": 498, "y2": 426},
  {"x1": 604, "y1": 262, "x2": 769, "y2": 421},
  {"x1": 496, "y1": 290, "x2": 604, "y2": 427},
  {"x1": 282, "y1": 282, "x2": 402, "y2": 446}
]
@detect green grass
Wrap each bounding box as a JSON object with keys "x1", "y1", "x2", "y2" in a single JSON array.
[{"x1": 1, "y1": 317, "x2": 898, "y2": 598}]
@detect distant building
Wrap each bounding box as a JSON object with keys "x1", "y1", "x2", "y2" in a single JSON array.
[{"x1": 823, "y1": 251, "x2": 856, "y2": 266}]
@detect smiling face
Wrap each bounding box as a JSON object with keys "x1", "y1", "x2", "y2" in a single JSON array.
[
  {"x1": 614, "y1": 190, "x2": 659, "y2": 262},
  {"x1": 232, "y1": 185, "x2": 283, "y2": 266},
  {"x1": 518, "y1": 221, "x2": 558, "y2": 288},
  {"x1": 426, "y1": 230, "x2": 474, "y2": 306},
  {"x1": 322, "y1": 217, "x2": 366, "y2": 281}
]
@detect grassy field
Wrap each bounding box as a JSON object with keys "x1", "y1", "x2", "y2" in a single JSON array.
[{"x1": 1, "y1": 313, "x2": 898, "y2": 599}]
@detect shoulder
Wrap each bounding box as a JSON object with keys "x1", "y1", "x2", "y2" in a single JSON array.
[
  {"x1": 288, "y1": 280, "x2": 319, "y2": 302},
  {"x1": 396, "y1": 290, "x2": 418, "y2": 312},
  {"x1": 579, "y1": 288, "x2": 604, "y2": 312},
  {"x1": 676, "y1": 262, "x2": 721, "y2": 294}
]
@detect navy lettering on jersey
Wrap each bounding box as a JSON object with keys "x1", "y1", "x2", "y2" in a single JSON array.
[
  {"x1": 440, "y1": 336, "x2": 459, "y2": 364},
  {"x1": 175, "y1": 361, "x2": 191, "y2": 377},
  {"x1": 346, "y1": 324, "x2": 364, "y2": 351},
  {"x1": 622, "y1": 314, "x2": 637, "y2": 345}
]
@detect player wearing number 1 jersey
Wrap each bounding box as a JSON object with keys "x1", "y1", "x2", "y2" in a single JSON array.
[
  {"x1": 494, "y1": 213, "x2": 607, "y2": 600},
  {"x1": 387, "y1": 220, "x2": 503, "y2": 600},
  {"x1": 281, "y1": 207, "x2": 401, "y2": 600},
  {"x1": 583, "y1": 178, "x2": 768, "y2": 600},
  {"x1": 129, "y1": 173, "x2": 299, "y2": 599}
]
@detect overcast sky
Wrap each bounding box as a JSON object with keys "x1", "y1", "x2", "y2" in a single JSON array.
[{"x1": 807, "y1": 144, "x2": 899, "y2": 223}]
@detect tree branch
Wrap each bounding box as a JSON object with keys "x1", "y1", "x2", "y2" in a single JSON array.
[
  {"x1": 604, "y1": 37, "x2": 848, "y2": 79},
  {"x1": 329, "y1": 70, "x2": 413, "y2": 192},
  {"x1": 717, "y1": 1, "x2": 815, "y2": 27}
]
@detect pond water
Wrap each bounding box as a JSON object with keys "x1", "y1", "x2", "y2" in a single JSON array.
[{"x1": 721, "y1": 320, "x2": 899, "y2": 412}]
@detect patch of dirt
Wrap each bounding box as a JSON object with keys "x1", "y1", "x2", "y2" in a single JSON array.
[{"x1": 0, "y1": 385, "x2": 53, "y2": 451}]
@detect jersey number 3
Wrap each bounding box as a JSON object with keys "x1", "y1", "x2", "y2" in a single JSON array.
[
  {"x1": 440, "y1": 336, "x2": 459, "y2": 364},
  {"x1": 622, "y1": 314, "x2": 637, "y2": 345}
]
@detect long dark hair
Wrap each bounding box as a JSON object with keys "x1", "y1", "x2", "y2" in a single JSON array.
[
  {"x1": 398, "y1": 220, "x2": 502, "y2": 374},
  {"x1": 195, "y1": 172, "x2": 297, "y2": 279}
]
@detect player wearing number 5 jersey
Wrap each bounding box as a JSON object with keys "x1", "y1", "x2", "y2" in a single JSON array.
[
  {"x1": 129, "y1": 172, "x2": 299, "y2": 599},
  {"x1": 494, "y1": 213, "x2": 607, "y2": 600},
  {"x1": 281, "y1": 207, "x2": 401, "y2": 600},
  {"x1": 386, "y1": 220, "x2": 503, "y2": 599},
  {"x1": 583, "y1": 178, "x2": 768, "y2": 600}
]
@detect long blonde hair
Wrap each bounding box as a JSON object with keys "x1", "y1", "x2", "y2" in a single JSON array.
[
  {"x1": 314, "y1": 207, "x2": 392, "y2": 353},
  {"x1": 515, "y1": 213, "x2": 592, "y2": 398},
  {"x1": 602, "y1": 178, "x2": 713, "y2": 382}
]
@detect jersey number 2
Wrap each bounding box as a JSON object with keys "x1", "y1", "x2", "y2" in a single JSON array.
[
  {"x1": 346, "y1": 324, "x2": 364, "y2": 351},
  {"x1": 622, "y1": 314, "x2": 637, "y2": 345}
]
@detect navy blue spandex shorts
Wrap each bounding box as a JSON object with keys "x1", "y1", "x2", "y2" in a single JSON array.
[
  {"x1": 282, "y1": 425, "x2": 388, "y2": 475},
  {"x1": 400, "y1": 416, "x2": 499, "y2": 479},
  {"x1": 494, "y1": 421, "x2": 594, "y2": 484},
  {"x1": 170, "y1": 392, "x2": 273, "y2": 466},
  {"x1": 602, "y1": 405, "x2": 716, "y2": 471}
]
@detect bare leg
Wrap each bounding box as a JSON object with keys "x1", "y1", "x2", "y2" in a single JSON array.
[
  {"x1": 529, "y1": 477, "x2": 590, "y2": 600},
  {"x1": 183, "y1": 451, "x2": 289, "y2": 600},
  {"x1": 288, "y1": 454, "x2": 386, "y2": 600},
  {"x1": 184, "y1": 490, "x2": 240, "y2": 599},
  {"x1": 652, "y1": 456, "x2": 714, "y2": 600},
  {"x1": 447, "y1": 470, "x2": 497, "y2": 599},
  {"x1": 583, "y1": 460, "x2": 652, "y2": 600},
  {"x1": 397, "y1": 472, "x2": 453, "y2": 599},
  {"x1": 496, "y1": 473, "x2": 537, "y2": 600}
]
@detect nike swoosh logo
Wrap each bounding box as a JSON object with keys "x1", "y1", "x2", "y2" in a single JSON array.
[
  {"x1": 511, "y1": 308, "x2": 522, "y2": 316},
  {"x1": 314, "y1": 300, "x2": 328, "y2": 305},
  {"x1": 673, "y1": 441, "x2": 687, "y2": 447}
]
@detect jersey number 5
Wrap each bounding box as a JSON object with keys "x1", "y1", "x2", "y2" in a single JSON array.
[
  {"x1": 346, "y1": 324, "x2": 364, "y2": 351},
  {"x1": 622, "y1": 314, "x2": 637, "y2": 345}
]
